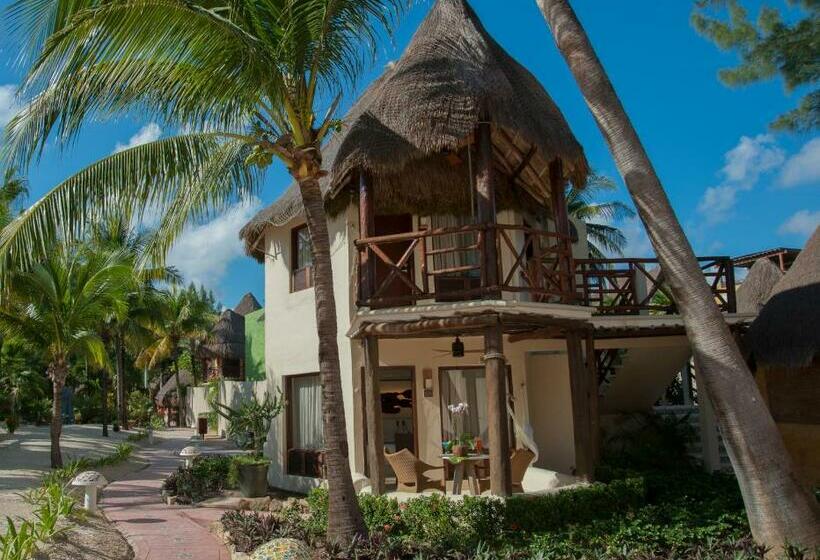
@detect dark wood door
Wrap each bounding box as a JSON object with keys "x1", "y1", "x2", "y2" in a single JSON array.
[{"x1": 373, "y1": 214, "x2": 414, "y2": 307}]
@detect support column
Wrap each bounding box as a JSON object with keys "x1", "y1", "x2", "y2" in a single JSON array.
[
  {"x1": 549, "y1": 160, "x2": 576, "y2": 299},
  {"x1": 484, "y1": 318, "x2": 512, "y2": 496},
  {"x1": 567, "y1": 330, "x2": 593, "y2": 480},
  {"x1": 475, "y1": 117, "x2": 500, "y2": 297},
  {"x1": 584, "y1": 331, "x2": 600, "y2": 469},
  {"x1": 695, "y1": 358, "x2": 722, "y2": 473},
  {"x1": 358, "y1": 171, "x2": 375, "y2": 304},
  {"x1": 363, "y1": 336, "x2": 385, "y2": 495}
]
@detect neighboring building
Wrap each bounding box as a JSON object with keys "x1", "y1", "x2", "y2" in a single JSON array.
[
  {"x1": 744, "y1": 228, "x2": 820, "y2": 489},
  {"x1": 203, "y1": 293, "x2": 266, "y2": 382},
  {"x1": 733, "y1": 247, "x2": 800, "y2": 273},
  {"x1": 239, "y1": 0, "x2": 750, "y2": 494}
]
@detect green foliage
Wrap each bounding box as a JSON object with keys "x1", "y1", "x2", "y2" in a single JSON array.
[
  {"x1": 211, "y1": 390, "x2": 284, "y2": 453},
  {"x1": 220, "y1": 511, "x2": 284, "y2": 554},
  {"x1": 0, "y1": 517, "x2": 37, "y2": 560},
  {"x1": 692, "y1": 0, "x2": 819, "y2": 131},
  {"x1": 41, "y1": 443, "x2": 133, "y2": 486},
  {"x1": 162, "y1": 454, "x2": 234, "y2": 503},
  {"x1": 566, "y1": 175, "x2": 636, "y2": 258},
  {"x1": 127, "y1": 390, "x2": 154, "y2": 428}
]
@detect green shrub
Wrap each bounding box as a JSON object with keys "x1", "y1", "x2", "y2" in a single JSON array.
[
  {"x1": 163, "y1": 454, "x2": 234, "y2": 503},
  {"x1": 127, "y1": 390, "x2": 154, "y2": 428},
  {"x1": 220, "y1": 511, "x2": 283, "y2": 553},
  {"x1": 0, "y1": 517, "x2": 37, "y2": 560}
]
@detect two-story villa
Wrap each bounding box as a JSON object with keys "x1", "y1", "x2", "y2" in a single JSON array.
[{"x1": 239, "y1": 0, "x2": 750, "y2": 496}]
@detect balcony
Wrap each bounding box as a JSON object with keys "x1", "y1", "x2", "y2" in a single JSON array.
[{"x1": 355, "y1": 224, "x2": 737, "y2": 315}]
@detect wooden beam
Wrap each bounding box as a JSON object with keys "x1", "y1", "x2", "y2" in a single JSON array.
[
  {"x1": 549, "y1": 160, "x2": 575, "y2": 298},
  {"x1": 585, "y1": 330, "x2": 600, "y2": 469},
  {"x1": 567, "y1": 330, "x2": 593, "y2": 481},
  {"x1": 363, "y1": 336, "x2": 385, "y2": 495},
  {"x1": 475, "y1": 117, "x2": 500, "y2": 296},
  {"x1": 507, "y1": 326, "x2": 565, "y2": 342},
  {"x1": 510, "y1": 145, "x2": 538, "y2": 182},
  {"x1": 359, "y1": 171, "x2": 375, "y2": 303},
  {"x1": 484, "y1": 320, "x2": 512, "y2": 496}
]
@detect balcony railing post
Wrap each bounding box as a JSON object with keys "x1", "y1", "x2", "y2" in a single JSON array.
[
  {"x1": 475, "y1": 117, "x2": 500, "y2": 298},
  {"x1": 549, "y1": 159, "x2": 575, "y2": 302},
  {"x1": 725, "y1": 258, "x2": 737, "y2": 313},
  {"x1": 358, "y1": 171, "x2": 375, "y2": 303},
  {"x1": 419, "y1": 224, "x2": 429, "y2": 295}
]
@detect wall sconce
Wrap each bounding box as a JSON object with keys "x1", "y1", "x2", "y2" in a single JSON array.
[
  {"x1": 451, "y1": 336, "x2": 464, "y2": 358},
  {"x1": 423, "y1": 368, "x2": 433, "y2": 398}
]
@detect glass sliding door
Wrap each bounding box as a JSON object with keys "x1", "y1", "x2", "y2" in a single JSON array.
[{"x1": 440, "y1": 367, "x2": 488, "y2": 444}]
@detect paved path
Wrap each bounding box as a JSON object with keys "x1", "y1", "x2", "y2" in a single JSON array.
[{"x1": 101, "y1": 429, "x2": 233, "y2": 560}]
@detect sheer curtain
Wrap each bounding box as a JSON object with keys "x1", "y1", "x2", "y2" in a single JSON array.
[
  {"x1": 430, "y1": 214, "x2": 479, "y2": 272},
  {"x1": 292, "y1": 375, "x2": 323, "y2": 449},
  {"x1": 440, "y1": 368, "x2": 488, "y2": 443}
]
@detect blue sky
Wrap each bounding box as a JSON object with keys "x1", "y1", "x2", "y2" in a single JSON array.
[{"x1": 1, "y1": 0, "x2": 817, "y2": 308}]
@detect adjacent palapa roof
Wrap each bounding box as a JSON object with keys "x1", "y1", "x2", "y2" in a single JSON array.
[
  {"x1": 745, "y1": 227, "x2": 820, "y2": 369},
  {"x1": 733, "y1": 247, "x2": 799, "y2": 270},
  {"x1": 240, "y1": 0, "x2": 589, "y2": 262},
  {"x1": 736, "y1": 258, "x2": 783, "y2": 314},
  {"x1": 233, "y1": 292, "x2": 261, "y2": 316},
  {"x1": 204, "y1": 309, "x2": 246, "y2": 360}
]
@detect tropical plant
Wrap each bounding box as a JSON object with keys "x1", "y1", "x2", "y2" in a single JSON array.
[
  {"x1": 692, "y1": 0, "x2": 819, "y2": 132},
  {"x1": 0, "y1": 246, "x2": 132, "y2": 466},
  {"x1": 3, "y1": 0, "x2": 407, "y2": 543},
  {"x1": 136, "y1": 288, "x2": 214, "y2": 425},
  {"x1": 0, "y1": 517, "x2": 37, "y2": 560},
  {"x1": 211, "y1": 390, "x2": 284, "y2": 454},
  {"x1": 534, "y1": 0, "x2": 820, "y2": 551},
  {"x1": 0, "y1": 367, "x2": 45, "y2": 429},
  {"x1": 0, "y1": 168, "x2": 27, "y2": 230},
  {"x1": 566, "y1": 174, "x2": 635, "y2": 258}
]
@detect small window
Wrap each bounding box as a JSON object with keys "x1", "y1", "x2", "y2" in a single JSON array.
[
  {"x1": 286, "y1": 373, "x2": 325, "y2": 478},
  {"x1": 291, "y1": 225, "x2": 314, "y2": 292}
]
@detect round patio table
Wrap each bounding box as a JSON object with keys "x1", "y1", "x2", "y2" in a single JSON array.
[{"x1": 440, "y1": 453, "x2": 489, "y2": 495}]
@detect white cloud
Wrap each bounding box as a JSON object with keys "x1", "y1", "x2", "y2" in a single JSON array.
[
  {"x1": 698, "y1": 133, "x2": 786, "y2": 224},
  {"x1": 0, "y1": 84, "x2": 20, "y2": 127},
  {"x1": 778, "y1": 209, "x2": 820, "y2": 238},
  {"x1": 166, "y1": 198, "x2": 261, "y2": 288},
  {"x1": 619, "y1": 217, "x2": 654, "y2": 258},
  {"x1": 113, "y1": 122, "x2": 162, "y2": 153},
  {"x1": 778, "y1": 137, "x2": 820, "y2": 189}
]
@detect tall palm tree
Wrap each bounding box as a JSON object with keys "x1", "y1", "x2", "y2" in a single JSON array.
[
  {"x1": 566, "y1": 175, "x2": 635, "y2": 258},
  {"x1": 2, "y1": 0, "x2": 405, "y2": 542},
  {"x1": 535, "y1": 0, "x2": 820, "y2": 550},
  {"x1": 136, "y1": 288, "x2": 214, "y2": 426},
  {"x1": 0, "y1": 247, "x2": 133, "y2": 466}
]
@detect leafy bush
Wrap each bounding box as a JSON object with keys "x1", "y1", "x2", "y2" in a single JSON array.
[
  {"x1": 0, "y1": 517, "x2": 37, "y2": 560},
  {"x1": 127, "y1": 390, "x2": 155, "y2": 428},
  {"x1": 41, "y1": 443, "x2": 134, "y2": 486},
  {"x1": 162, "y1": 454, "x2": 234, "y2": 503},
  {"x1": 211, "y1": 391, "x2": 283, "y2": 453},
  {"x1": 221, "y1": 511, "x2": 283, "y2": 553}
]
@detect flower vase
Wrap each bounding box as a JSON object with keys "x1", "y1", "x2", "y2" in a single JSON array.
[{"x1": 452, "y1": 444, "x2": 467, "y2": 457}]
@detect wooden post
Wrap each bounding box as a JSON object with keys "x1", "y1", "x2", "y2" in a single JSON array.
[
  {"x1": 584, "y1": 330, "x2": 600, "y2": 468},
  {"x1": 484, "y1": 319, "x2": 512, "y2": 495},
  {"x1": 359, "y1": 171, "x2": 375, "y2": 304},
  {"x1": 475, "y1": 117, "x2": 500, "y2": 298},
  {"x1": 567, "y1": 330, "x2": 593, "y2": 480},
  {"x1": 549, "y1": 160, "x2": 575, "y2": 300},
  {"x1": 363, "y1": 336, "x2": 385, "y2": 495}
]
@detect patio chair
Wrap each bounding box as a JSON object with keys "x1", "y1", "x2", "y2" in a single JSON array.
[
  {"x1": 477, "y1": 448, "x2": 535, "y2": 494},
  {"x1": 384, "y1": 448, "x2": 445, "y2": 493}
]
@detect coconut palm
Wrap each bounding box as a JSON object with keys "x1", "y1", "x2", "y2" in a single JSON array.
[
  {"x1": 535, "y1": 0, "x2": 820, "y2": 550},
  {"x1": 0, "y1": 168, "x2": 27, "y2": 229},
  {"x1": 2, "y1": 0, "x2": 404, "y2": 542},
  {"x1": 136, "y1": 288, "x2": 214, "y2": 426},
  {"x1": 566, "y1": 175, "x2": 635, "y2": 258},
  {"x1": 0, "y1": 247, "x2": 133, "y2": 466}
]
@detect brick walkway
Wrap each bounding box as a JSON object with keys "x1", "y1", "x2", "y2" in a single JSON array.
[{"x1": 101, "y1": 429, "x2": 231, "y2": 560}]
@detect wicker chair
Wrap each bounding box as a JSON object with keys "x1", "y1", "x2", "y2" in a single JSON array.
[
  {"x1": 477, "y1": 448, "x2": 535, "y2": 494},
  {"x1": 384, "y1": 448, "x2": 445, "y2": 493}
]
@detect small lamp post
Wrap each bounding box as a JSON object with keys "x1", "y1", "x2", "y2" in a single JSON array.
[
  {"x1": 71, "y1": 471, "x2": 108, "y2": 513},
  {"x1": 179, "y1": 446, "x2": 201, "y2": 468}
]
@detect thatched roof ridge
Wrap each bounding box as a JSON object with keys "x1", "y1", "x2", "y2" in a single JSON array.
[
  {"x1": 234, "y1": 292, "x2": 261, "y2": 316},
  {"x1": 240, "y1": 0, "x2": 588, "y2": 261},
  {"x1": 736, "y1": 258, "x2": 783, "y2": 314},
  {"x1": 745, "y1": 227, "x2": 820, "y2": 369},
  {"x1": 204, "y1": 309, "x2": 245, "y2": 360}
]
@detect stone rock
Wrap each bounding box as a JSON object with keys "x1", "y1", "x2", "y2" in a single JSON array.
[
  {"x1": 268, "y1": 500, "x2": 283, "y2": 513},
  {"x1": 238, "y1": 496, "x2": 271, "y2": 511},
  {"x1": 250, "y1": 538, "x2": 311, "y2": 560}
]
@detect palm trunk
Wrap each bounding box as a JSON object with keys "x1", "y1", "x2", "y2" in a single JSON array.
[
  {"x1": 535, "y1": 0, "x2": 820, "y2": 551},
  {"x1": 296, "y1": 166, "x2": 365, "y2": 545},
  {"x1": 101, "y1": 369, "x2": 109, "y2": 437},
  {"x1": 173, "y1": 358, "x2": 182, "y2": 427},
  {"x1": 47, "y1": 363, "x2": 67, "y2": 468},
  {"x1": 116, "y1": 335, "x2": 128, "y2": 430}
]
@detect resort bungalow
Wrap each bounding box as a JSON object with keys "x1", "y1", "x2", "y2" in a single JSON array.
[{"x1": 239, "y1": 0, "x2": 751, "y2": 495}]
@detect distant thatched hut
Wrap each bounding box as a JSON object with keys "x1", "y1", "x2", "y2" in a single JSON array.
[
  {"x1": 745, "y1": 227, "x2": 820, "y2": 488},
  {"x1": 234, "y1": 292, "x2": 262, "y2": 316},
  {"x1": 204, "y1": 309, "x2": 246, "y2": 379},
  {"x1": 736, "y1": 258, "x2": 783, "y2": 314}
]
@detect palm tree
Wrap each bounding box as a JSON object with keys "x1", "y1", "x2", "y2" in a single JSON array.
[
  {"x1": 0, "y1": 168, "x2": 27, "y2": 229},
  {"x1": 2, "y1": 0, "x2": 405, "y2": 542},
  {"x1": 566, "y1": 175, "x2": 635, "y2": 258},
  {"x1": 136, "y1": 289, "x2": 213, "y2": 426},
  {"x1": 0, "y1": 247, "x2": 133, "y2": 466},
  {"x1": 535, "y1": 0, "x2": 820, "y2": 550}
]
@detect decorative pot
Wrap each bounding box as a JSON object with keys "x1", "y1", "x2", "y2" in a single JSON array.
[
  {"x1": 452, "y1": 444, "x2": 467, "y2": 457},
  {"x1": 238, "y1": 463, "x2": 270, "y2": 498}
]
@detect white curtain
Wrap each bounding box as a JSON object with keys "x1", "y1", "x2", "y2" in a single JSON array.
[
  {"x1": 292, "y1": 375, "x2": 323, "y2": 449},
  {"x1": 440, "y1": 368, "x2": 488, "y2": 443},
  {"x1": 430, "y1": 214, "x2": 479, "y2": 272}
]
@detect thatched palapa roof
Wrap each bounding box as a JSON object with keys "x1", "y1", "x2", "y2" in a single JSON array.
[
  {"x1": 204, "y1": 309, "x2": 245, "y2": 360},
  {"x1": 745, "y1": 227, "x2": 820, "y2": 369},
  {"x1": 736, "y1": 258, "x2": 783, "y2": 314},
  {"x1": 234, "y1": 292, "x2": 262, "y2": 316},
  {"x1": 240, "y1": 0, "x2": 589, "y2": 262}
]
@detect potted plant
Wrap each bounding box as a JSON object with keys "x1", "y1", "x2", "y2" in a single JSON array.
[
  {"x1": 447, "y1": 402, "x2": 471, "y2": 457},
  {"x1": 213, "y1": 390, "x2": 284, "y2": 498}
]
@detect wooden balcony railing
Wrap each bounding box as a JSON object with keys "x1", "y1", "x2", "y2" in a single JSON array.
[
  {"x1": 574, "y1": 257, "x2": 737, "y2": 314},
  {"x1": 355, "y1": 223, "x2": 576, "y2": 308}
]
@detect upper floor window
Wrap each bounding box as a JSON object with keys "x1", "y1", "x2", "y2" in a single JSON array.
[{"x1": 291, "y1": 225, "x2": 313, "y2": 292}]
